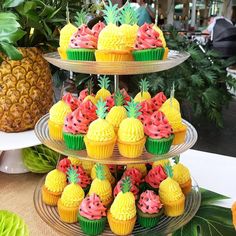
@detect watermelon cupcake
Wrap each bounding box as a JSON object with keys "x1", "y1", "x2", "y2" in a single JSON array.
[
  {"x1": 144, "y1": 111, "x2": 174, "y2": 155},
  {"x1": 151, "y1": 92, "x2": 167, "y2": 112},
  {"x1": 75, "y1": 165, "x2": 91, "y2": 194},
  {"x1": 132, "y1": 23, "x2": 164, "y2": 61},
  {"x1": 137, "y1": 190, "x2": 163, "y2": 228},
  {"x1": 62, "y1": 93, "x2": 79, "y2": 111},
  {"x1": 122, "y1": 168, "x2": 143, "y2": 186},
  {"x1": 78, "y1": 194, "x2": 107, "y2": 236}
]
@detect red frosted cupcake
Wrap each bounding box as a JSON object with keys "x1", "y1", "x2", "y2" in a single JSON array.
[
  {"x1": 58, "y1": 158, "x2": 71, "y2": 174},
  {"x1": 122, "y1": 168, "x2": 143, "y2": 186},
  {"x1": 79, "y1": 100, "x2": 97, "y2": 122},
  {"x1": 151, "y1": 92, "x2": 167, "y2": 112},
  {"x1": 78, "y1": 193, "x2": 107, "y2": 236},
  {"x1": 92, "y1": 21, "x2": 106, "y2": 39},
  {"x1": 78, "y1": 89, "x2": 89, "y2": 104},
  {"x1": 137, "y1": 190, "x2": 163, "y2": 228},
  {"x1": 75, "y1": 165, "x2": 91, "y2": 194},
  {"x1": 62, "y1": 93, "x2": 79, "y2": 111},
  {"x1": 132, "y1": 23, "x2": 164, "y2": 61}
]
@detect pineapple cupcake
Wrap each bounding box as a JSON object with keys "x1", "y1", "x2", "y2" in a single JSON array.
[
  {"x1": 78, "y1": 194, "x2": 107, "y2": 236},
  {"x1": 95, "y1": 76, "x2": 111, "y2": 102},
  {"x1": 48, "y1": 100, "x2": 71, "y2": 140},
  {"x1": 84, "y1": 99, "x2": 116, "y2": 159},
  {"x1": 88, "y1": 164, "x2": 113, "y2": 207},
  {"x1": 134, "y1": 78, "x2": 151, "y2": 103},
  {"x1": 144, "y1": 111, "x2": 174, "y2": 155},
  {"x1": 132, "y1": 23, "x2": 164, "y2": 61},
  {"x1": 108, "y1": 177, "x2": 137, "y2": 235},
  {"x1": 68, "y1": 156, "x2": 82, "y2": 167},
  {"x1": 159, "y1": 164, "x2": 185, "y2": 217},
  {"x1": 42, "y1": 169, "x2": 67, "y2": 206},
  {"x1": 106, "y1": 91, "x2": 127, "y2": 133},
  {"x1": 58, "y1": 167, "x2": 85, "y2": 223},
  {"x1": 173, "y1": 157, "x2": 192, "y2": 195},
  {"x1": 137, "y1": 190, "x2": 163, "y2": 228},
  {"x1": 82, "y1": 160, "x2": 94, "y2": 175},
  {"x1": 118, "y1": 99, "x2": 146, "y2": 158}
]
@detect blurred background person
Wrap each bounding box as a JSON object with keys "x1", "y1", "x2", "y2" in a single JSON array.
[{"x1": 136, "y1": 0, "x2": 155, "y2": 26}]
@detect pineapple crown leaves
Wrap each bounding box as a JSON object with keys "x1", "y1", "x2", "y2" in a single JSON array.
[
  {"x1": 67, "y1": 166, "x2": 80, "y2": 184},
  {"x1": 86, "y1": 79, "x2": 94, "y2": 95},
  {"x1": 74, "y1": 9, "x2": 87, "y2": 27},
  {"x1": 98, "y1": 75, "x2": 110, "y2": 89},
  {"x1": 164, "y1": 163, "x2": 173, "y2": 178},
  {"x1": 173, "y1": 155, "x2": 180, "y2": 164},
  {"x1": 121, "y1": 176, "x2": 132, "y2": 193},
  {"x1": 96, "y1": 99, "x2": 107, "y2": 119},
  {"x1": 115, "y1": 90, "x2": 125, "y2": 106},
  {"x1": 95, "y1": 163, "x2": 105, "y2": 181},
  {"x1": 125, "y1": 99, "x2": 141, "y2": 118},
  {"x1": 119, "y1": 3, "x2": 138, "y2": 25},
  {"x1": 102, "y1": 0, "x2": 120, "y2": 25},
  {"x1": 139, "y1": 78, "x2": 150, "y2": 93}
]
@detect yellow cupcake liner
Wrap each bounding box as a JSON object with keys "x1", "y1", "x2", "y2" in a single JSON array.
[
  {"x1": 107, "y1": 211, "x2": 136, "y2": 236},
  {"x1": 84, "y1": 136, "x2": 116, "y2": 159},
  {"x1": 48, "y1": 120, "x2": 63, "y2": 141},
  {"x1": 42, "y1": 185, "x2": 61, "y2": 206},
  {"x1": 173, "y1": 125, "x2": 187, "y2": 145},
  {"x1": 58, "y1": 47, "x2": 67, "y2": 60},
  {"x1": 95, "y1": 50, "x2": 133, "y2": 62},
  {"x1": 163, "y1": 47, "x2": 169, "y2": 60},
  {"x1": 57, "y1": 198, "x2": 80, "y2": 223},
  {"x1": 180, "y1": 179, "x2": 192, "y2": 195},
  {"x1": 118, "y1": 136, "x2": 146, "y2": 158},
  {"x1": 163, "y1": 196, "x2": 185, "y2": 217}
]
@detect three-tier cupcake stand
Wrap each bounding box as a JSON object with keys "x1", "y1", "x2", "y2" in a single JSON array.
[{"x1": 34, "y1": 50, "x2": 201, "y2": 236}]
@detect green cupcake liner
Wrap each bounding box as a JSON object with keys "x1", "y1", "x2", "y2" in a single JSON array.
[
  {"x1": 132, "y1": 48, "x2": 165, "y2": 61},
  {"x1": 137, "y1": 209, "x2": 163, "y2": 228},
  {"x1": 66, "y1": 49, "x2": 95, "y2": 61},
  {"x1": 63, "y1": 132, "x2": 85, "y2": 150},
  {"x1": 145, "y1": 134, "x2": 174, "y2": 155},
  {"x1": 78, "y1": 213, "x2": 107, "y2": 236}
]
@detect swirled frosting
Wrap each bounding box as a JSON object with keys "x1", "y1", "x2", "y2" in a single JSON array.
[
  {"x1": 69, "y1": 24, "x2": 97, "y2": 49},
  {"x1": 145, "y1": 165, "x2": 167, "y2": 189},
  {"x1": 63, "y1": 108, "x2": 90, "y2": 134},
  {"x1": 78, "y1": 89, "x2": 88, "y2": 104},
  {"x1": 138, "y1": 190, "x2": 163, "y2": 214},
  {"x1": 151, "y1": 92, "x2": 167, "y2": 111},
  {"x1": 79, "y1": 100, "x2": 97, "y2": 122},
  {"x1": 113, "y1": 179, "x2": 139, "y2": 200},
  {"x1": 49, "y1": 101, "x2": 71, "y2": 124},
  {"x1": 58, "y1": 158, "x2": 71, "y2": 173},
  {"x1": 45, "y1": 169, "x2": 67, "y2": 192},
  {"x1": 173, "y1": 163, "x2": 190, "y2": 185},
  {"x1": 122, "y1": 168, "x2": 142, "y2": 186},
  {"x1": 62, "y1": 93, "x2": 78, "y2": 111},
  {"x1": 92, "y1": 21, "x2": 106, "y2": 39},
  {"x1": 134, "y1": 23, "x2": 163, "y2": 50},
  {"x1": 75, "y1": 165, "x2": 91, "y2": 188},
  {"x1": 79, "y1": 193, "x2": 107, "y2": 220},
  {"x1": 144, "y1": 111, "x2": 173, "y2": 139}
]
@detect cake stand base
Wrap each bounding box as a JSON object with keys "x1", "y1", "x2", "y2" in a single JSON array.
[{"x1": 0, "y1": 150, "x2": 29, "y2": 174}]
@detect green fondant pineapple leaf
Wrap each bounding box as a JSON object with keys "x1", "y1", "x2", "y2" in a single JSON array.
[
  {"x1": 115, "y1": 90, "x2": 124, "y2": 106},
  {"x1": 121, "y1": 176, "x2": 131, "y2": 193},
  {"x1": 102, "y1": 0, "x2": 120, "y2": 25},
  {"x1": 96, "y1": 98, "x2": 107, "y2": 119},
  {"x1": 164, "y1": 163, "x2": 173, "y2": 178},
  {"x1": 74, "y1": 9, "x2": 87, "y2": 27},
  {"x1": 95, "y1": 163, "x2": 105, "y2": 180},
  {"x1": 139, "y1": 78, "x2": 150, "y2": 93},
  {"x1": 173, "y1": 155, "x2": 180, "y2": 164},
  {"x1": 119, "y1": 3, "x2": 138, "y2": 25},
  {"x1": 98, "y1": 75, "x2": 110, "y2": 89},
  {"x1": 125, "y1": 99, "x2": 141, "y2": 118},
  {"x1": 67, "y1": 166, "x2": 80, "y2": 184}
]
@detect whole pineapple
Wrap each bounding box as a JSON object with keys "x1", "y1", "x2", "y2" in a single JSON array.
[
  {"x1": 95, "y1": 76, "x2": 111, "y2": 102},
  {"x1": 0, "y1": 48, "x2": 53, "y2": 132},
  {"x1": 134, "y1": 78, "x2": 151, "y2": 103}
]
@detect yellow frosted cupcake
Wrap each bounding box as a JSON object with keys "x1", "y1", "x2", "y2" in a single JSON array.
[
  {"x1": 95, "y1": 76, "x2": 111, "y2": 102},
  {"x1": 152, "y1": 159, "x2": 170, "y2": 168},
  {"x1": 42, "y1": 169, "x2": 67, "y2": 206},
  {"x1": 48, "y1": 100, "x2": 71, "y2": 140},
  {"x1": 108, "y1": 177, "x2": 136, "y2": 235},
  {"x1": 173, "y1": 159, "x2": 192, "y2": 195},
  {"x1": 84, "y1": 99, "x2": 116, "y2": 159},
  {"x1": 159, "y1": 164, "x2": 185, "y2": 217},
  {"x1": 68, "y1": 156, "x2": 82, "y2": 167},
  {"x1": 88, "y1": 164, "x2": 113, "y2": 207},
  {"x1": 58, "y1": 167, "x2": 85, "y2": 223},
  {"x1": 118, "y1": 99, "x2": 146, "y2": 158}
]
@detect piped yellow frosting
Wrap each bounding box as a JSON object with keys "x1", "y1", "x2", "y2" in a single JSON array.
[
  {"x1": 60, "y1": 183, "x2": 84, "y2": 207},
  {"x1": 152, "y1": 159, "x2": 170, "y2": 168},
  {"x1": 82, "y1": 160, "x2": 94, "y2": 175},
  {"x1": 59, "y1": 23, "x2": 77, "y2": 49},
  {"x1": 68, "y1": 156, "x2": 82, "y2": 166},
  {"x1": 106, "y1": 106, "x2": 127, "y2": 130},
  {"x1": 118, "y1": 118, "x2": 144, "y2": 142},
  {"x1": 110, "y1": 192, "x2": 136, "y2": 221},
  {"x1": 120, "y1": 24, "x2": 139, "y2": 49},
  {"x1": 161, "y1": 98, "x2": 180, "y2": 111},
  {"x1": 49, "y1": 101, "x2": 71, "y2": 124},
  {"x1": 173, "y1": 163, "x2": 191, "y2": 185},
  {"x1": 45, "y1": 169, "x2": 67, "y2": 192}
]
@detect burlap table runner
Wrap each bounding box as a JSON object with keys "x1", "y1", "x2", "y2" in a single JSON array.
[{"x1": 0, "y1": 172, "x2": 61, "y2": 236}]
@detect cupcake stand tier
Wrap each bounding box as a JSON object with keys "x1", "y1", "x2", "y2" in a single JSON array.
[{"x1": 33, "y1": 50, "x2": 201, "y2": 235}]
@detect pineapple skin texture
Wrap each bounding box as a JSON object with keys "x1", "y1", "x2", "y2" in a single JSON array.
[
  {"x1": 106, "y1": 106, "x2": 127, "y2": 130},
  {"x1": 0, "y1": 48, "x2": 53, "y2": 132},
  {"x1": 134, "y1": 92, "x2": 151, "y2": 103}
]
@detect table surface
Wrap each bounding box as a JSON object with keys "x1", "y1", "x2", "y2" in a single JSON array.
[{"x1": 0, "y1": 149, "x2": 235, "y2": 236}]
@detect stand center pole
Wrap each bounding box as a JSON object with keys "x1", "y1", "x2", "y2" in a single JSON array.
[{"x1": 114, "y1": 75, "x2": 119, "y2": 93}]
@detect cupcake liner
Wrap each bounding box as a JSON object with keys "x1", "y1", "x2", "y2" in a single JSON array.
[
  {"x1": 118, "y1": 137, "x2": 146, "y2": 158},
  {"x1": 132, "y1": 48, "x2": 165, "y2": 61},
  {"x1": 42, "y1": 185, "x2": 61, "y2": 206},
  {"x1": 137, "y1": 209, "x2": 163, "y2": 228},
  {"x1": 78, "y1": 213, "x2": 107, "y2": 236},
  {"x1": 95, "y1": 50, "x2": 133, "y2": 62},
  {"x1": 63, "y1": 132, "x2": 85, "y2": 150},
  {"x1": 180, "y1": 179, "x2": 192, "y2": 195},
  {"x1": 84, "y1": 136, "x2": 116, "y2": 159},
  {"x1": 58, "y1": 47, "x2": 67, "y2": 60},
  {"x1": 163, "y1": 196, "x2": 185, "y2": 217},
  {"x1": 57, "y1": 199, "x2": 79, "y2": 223},
  {"x1": 66, "y1": 48, "x2": 95, "y2": 61},
  {"x1": 163, "y1": 47, "x2": 169, "y2": 60},
  {"x1": 107, "y1": 211, "x2": 136, "y2": 236},
  {"x1": 145, "y1": 135, "x2": 174, "y2": 155},
  {"x1": 48, "y1": 120, "x2": 63, "y2": 140},
  {"x1": 173, "y1": 126, "x2": 187, "y2": 145}
]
